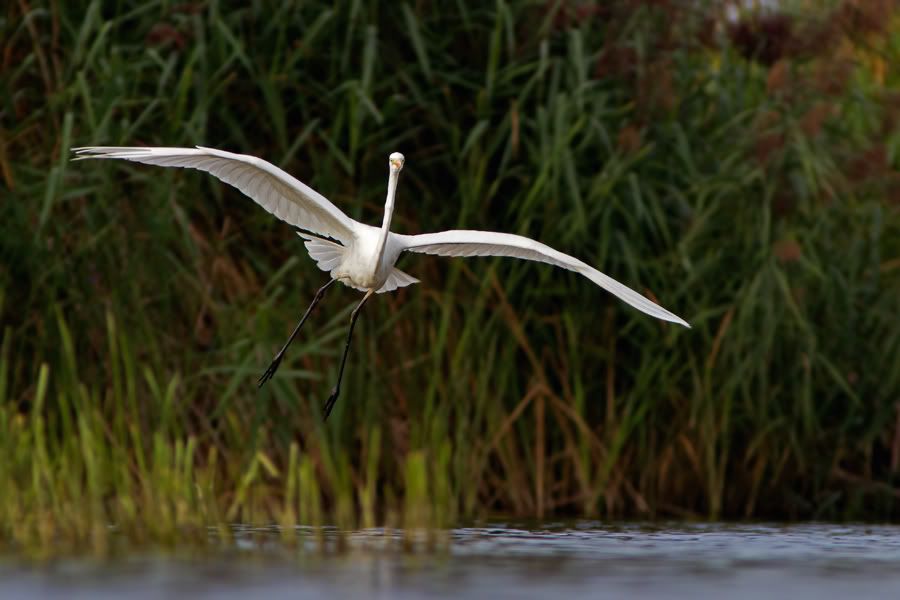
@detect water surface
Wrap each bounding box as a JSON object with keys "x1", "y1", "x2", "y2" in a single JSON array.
[{"x1": 4, "y1": 523, "x2": 900, "y2": 599}]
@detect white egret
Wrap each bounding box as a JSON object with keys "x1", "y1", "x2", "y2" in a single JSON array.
[{"x1": 73, "y1": 146, "x2": 689, "y2": 418}]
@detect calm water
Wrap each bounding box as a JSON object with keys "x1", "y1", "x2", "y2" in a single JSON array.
[{"x1": 4, "y1": 523, "x2": 900, "y2": 598}]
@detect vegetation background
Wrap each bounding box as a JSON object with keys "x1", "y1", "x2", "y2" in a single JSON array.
[{"x1": 2, "y1": 0, "x2": 900, "y2": 552}]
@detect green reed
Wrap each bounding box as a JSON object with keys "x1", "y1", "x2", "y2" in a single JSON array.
[{"x1": 2, "y1": 0, "x2": 900, "y2": 554}]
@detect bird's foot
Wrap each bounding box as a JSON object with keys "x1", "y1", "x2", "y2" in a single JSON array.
[
  {"x1": 323, "y1": 387, "x2": 340, "y2": 420},
  {"x1": 257, "y1": 355, "x2": 283, "y2": 388}
]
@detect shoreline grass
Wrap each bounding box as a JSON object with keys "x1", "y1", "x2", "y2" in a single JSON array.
[{"x1": 2, "y1": 0, "x2": 900, "y2": 554}]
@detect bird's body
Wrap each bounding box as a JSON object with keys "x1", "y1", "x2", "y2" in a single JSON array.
[
  {"x1": 74, "y1": 145, "x2": 688, "y2": 417},
  {"x1": 327, "y1": 225, "x2": 395, "y2": 291}
]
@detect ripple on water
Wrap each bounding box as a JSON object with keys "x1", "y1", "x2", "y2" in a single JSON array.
[{"x1": 3, "y1": 523, "x2": 900, "y2": 599}]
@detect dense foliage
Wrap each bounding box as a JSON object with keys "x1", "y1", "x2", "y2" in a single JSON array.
[{"x1": 2, "y1": 0, "x2": 900, "y2": 552}]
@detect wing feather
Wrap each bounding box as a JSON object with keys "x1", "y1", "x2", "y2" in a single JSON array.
[
  {"x1": 73, "y1": 146, "x2": 358, "y2": 243},
  {"x1": 377, "y1": 268, "x2": 419, "y2": 294},
  {"x1": 397, "y1": 230, "x2": 688, "y2": 327}
]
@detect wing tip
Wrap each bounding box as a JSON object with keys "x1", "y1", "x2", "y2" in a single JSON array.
[
  {"x1": 70, "y1": 146, "x2": 146, "y2": 158},
  {"x1": 672, "y1": 316, "x2": 691, "y2": 328},
  {"x1": 653, "y1": 308, "x2": 690, "y2": 328},
  {"x1": 70, "y1": 147, "x2": 118, "y2": 160}
]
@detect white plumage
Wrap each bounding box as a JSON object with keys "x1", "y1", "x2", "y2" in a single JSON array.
[
  {"x1": 75, "y1": 146, "x2": 357, "y2": 244},
  {"x1": 73, "y1": 145, "x2": 688, "y2": 327}
]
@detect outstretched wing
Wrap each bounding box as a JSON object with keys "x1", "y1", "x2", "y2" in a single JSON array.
[
  {"x1": 396, "y1": 229, "x2": 689, "y2": 327},
  {"x1": 73, "y1": 146, "x2": 359, "y2": 244}
]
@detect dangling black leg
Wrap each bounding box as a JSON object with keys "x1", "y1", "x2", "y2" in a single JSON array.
[
  {"x1": 258, "y1": 279, "x2": 337, "y2": 388},
  {"x1": 323, "y1": 289, "x2": 374, "y2": 420}
]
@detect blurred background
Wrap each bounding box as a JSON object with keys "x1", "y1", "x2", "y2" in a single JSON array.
[{"x1": 2, "y1": 0, "x2": 900, "y2": 551}]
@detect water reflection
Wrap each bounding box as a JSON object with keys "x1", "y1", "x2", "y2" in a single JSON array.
[{"x1": 4, "y1": 523, "x2": 900, "y2": 599}]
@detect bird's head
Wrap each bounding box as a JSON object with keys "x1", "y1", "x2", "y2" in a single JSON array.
[{"x1": 389, "y1": 152, "x2": 405, "y2": 172}]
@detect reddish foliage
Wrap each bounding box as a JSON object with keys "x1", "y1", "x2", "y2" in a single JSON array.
[
  {"x1": 171, "y1": 3, "x2": 206, "y2": 15},
  {"x1": 729, "y1": 13, "x2": 794, "y2": 66},
  {"x1": 886, "y1": 175, "x2": 900, "y2": 206},
  {"x1": 766, "y1": 60, "x2": 790, "y2": 95},
  {"x1": 595, "y1": 45, "x2": 638, "y2": 80},
  {"x1": 847, "y1": 145, "x2": 888, "y2": 183},
  {"x1": 837, "y1": 0, "x2": 895, "y2": 37},
  {"x1": 773, "y1": 239, "x2": 803, "y2": 263},
  {"x1": 146, "y1": 23, "x2": 189, "y2": 49},
  {"x1": 755, "y1": 132, "x2": 785, "y2": 165},
  {"x1": 617, "y1": 124, "x2": 642, "y2": 155},
  {"x1": 547, "y1": 0, "x2": 609, "y2": 30},
  {"x1": 637, "y1": 58, "x2": 676, "y2": 114},
  {"x1": 879, "y1": 92, "x2": 900, "y2": 133},
  {"x1": 772, "y1": 191, "x2": 796, "y2": 217},
  {"x1": 800, "y1": 103, "x2": 835, "y2": 138},
  {"x1": 812, "y1": 58, "x2": 854, "y2": 97},
  {"x1": 555, "y1": 1, "x2": 899, "y2": 211}
]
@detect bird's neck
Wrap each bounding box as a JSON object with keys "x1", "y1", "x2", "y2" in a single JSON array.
[{"x1": 372, "y1": 171, "x2": 398, "y2": 269}]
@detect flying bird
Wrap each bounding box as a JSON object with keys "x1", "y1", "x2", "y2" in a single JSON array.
[{"x1": 73, "y1": 146, "x2": 689, "y2": 419}]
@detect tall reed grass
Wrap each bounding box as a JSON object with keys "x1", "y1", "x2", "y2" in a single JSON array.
[{"x1": 2, "y1": 0, "x2": 900, "y2": 553}]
